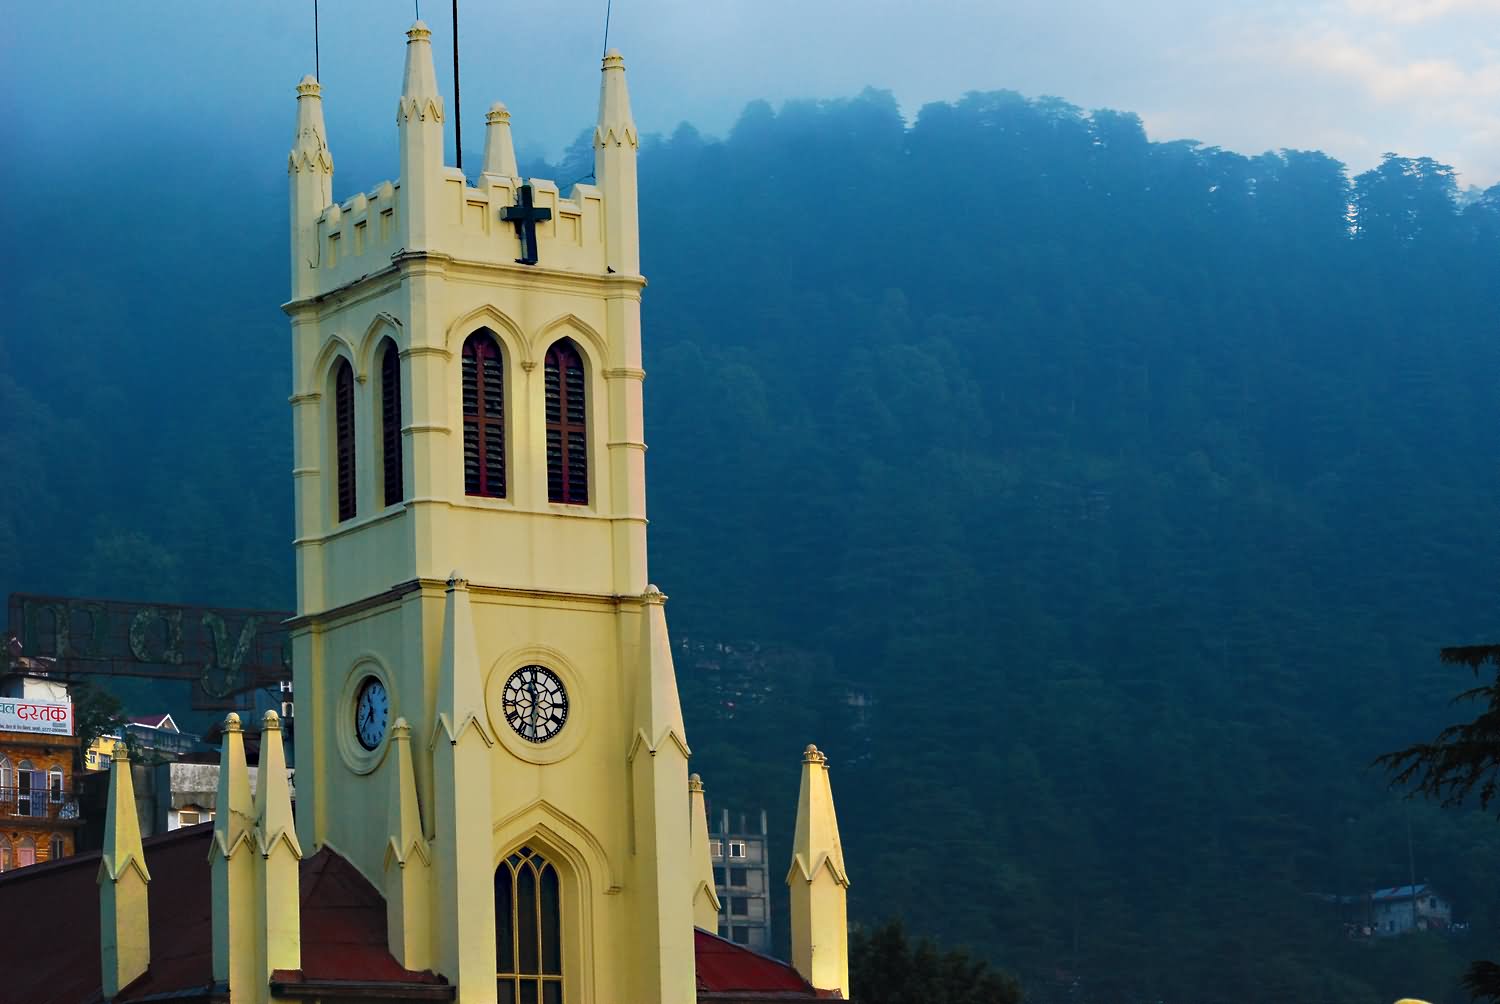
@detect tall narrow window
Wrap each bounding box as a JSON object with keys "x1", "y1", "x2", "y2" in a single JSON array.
[
  {"x1": 16, "y1": 837, "x2": 35, "y2": 867},
  {"x1": 544, "y1": 340, "x2": 587, "y2": 505},
  {"x1": 48, "y1": 835, "x2": 64, "y2": 861},
  {"x1": 0, "y1": 843, "x2": 9, "y2": 872},
  {"x1": 0, "y1": 755, "x2": 11, "y2": 798},
  {"x1": 380, "y1": 339, "x2": 404, "y2": 507},
  {"x1": 496, "y1": 846, "x2": 562, "y2": 1004},
  {"x1": 334, "y1": 358, "x2": 357, "y2": 522},
  {"x1": 462, "y1": 331, "x2": 506, "y2": 498},
  {"x1": 48, "y1": 767, "x2": 62, "y2": 803},
  {"x1": 17, "y1": 760, "x2": 34, "y2": 817}
]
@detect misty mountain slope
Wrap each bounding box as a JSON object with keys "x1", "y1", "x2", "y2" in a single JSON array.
[{"x1": 4, "y1": 88, "x2": 1500, "y2": 1003}]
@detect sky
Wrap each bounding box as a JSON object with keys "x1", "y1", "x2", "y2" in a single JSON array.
[{"x1": 5, "y1": 0, "x2": 1498, "y2": 189}]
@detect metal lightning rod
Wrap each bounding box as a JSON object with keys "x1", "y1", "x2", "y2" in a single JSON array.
[{"x1": 452, "y1": 0, "x2": 463, "y2": 171}]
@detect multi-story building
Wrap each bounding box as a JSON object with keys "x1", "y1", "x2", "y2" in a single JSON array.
[
  {"x1": 711, "y1": 808, "x2": 773, "y2": 951},
  {"x1": 0, "y1": 666, "x2": 81, "y2": 870}
]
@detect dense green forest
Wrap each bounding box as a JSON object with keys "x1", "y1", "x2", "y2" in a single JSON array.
[{"x1": 4, "y1": 86, "x2": 1500, "y2": 1003}]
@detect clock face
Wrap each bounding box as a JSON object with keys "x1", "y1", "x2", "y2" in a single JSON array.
[
  {"x1": 502, "y1": 665, "x2": 568, "y2": 743},
  {"x1": 355, "y1": 677, "x2": 390, "y2": 751}
]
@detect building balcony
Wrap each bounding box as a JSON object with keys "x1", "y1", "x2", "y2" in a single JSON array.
[{"x1": 0, "y1": 787, "x2": 82, "y2": 825}]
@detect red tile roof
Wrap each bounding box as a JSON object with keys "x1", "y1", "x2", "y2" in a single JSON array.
[
  {"x1": 694, "y1": 928, "x2": 826, "y2": 998},
  {"x1": 0, "y1": 823, "x2": 446, "y2": 1003},
  {"x1": 0, "y1": 826, "x2": 827, "y2": 1002}
]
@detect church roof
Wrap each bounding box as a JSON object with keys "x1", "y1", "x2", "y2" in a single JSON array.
[
  {"x1": 694, "y1": 928, "x2": 836, "y2": 999},
  {"x1": 0, "y1": 825, "x2": 831, "y2": 1003},
  {"x1": 0, "y1": 823, "x2": 447, "y2": 1003}
]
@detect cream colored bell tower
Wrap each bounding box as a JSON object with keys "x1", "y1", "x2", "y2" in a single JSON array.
[{"x1": 283, "y1": 23, "x2": 694, "y2": 1004}]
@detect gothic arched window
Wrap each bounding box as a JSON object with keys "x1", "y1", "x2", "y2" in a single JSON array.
[
  {"x1": 379, "y1": 339, "x2": 404, "y2": 507},
  {"x1": 495, "y1": 846, "x2": 562, "y2": 1004},
  {"x1": 0, "y1": 755, "x2": 11, "y2": 797},
  {"x1": 334, "y1": 358, "x2": 357, "y2": 522},
  {"x1": 462, "y1": 331, "x2": 506, "y2": 498},
  {"x1": 544, "y1": 339, "x2": 587, "y2": 505}
]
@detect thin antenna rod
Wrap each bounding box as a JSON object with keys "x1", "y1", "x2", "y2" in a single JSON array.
[
  {"x1": 451, "y1": 0, "x2": 463, "y2": 171},
  {"x1": 602, "y1": 0, "x2": 613, "y2": 55},
  {"x1": 313, "y1": 0, "x2": 321, "y2": 81},
  {"x1": 415, "y1": 0, "x2": 421, "y2": 19}
]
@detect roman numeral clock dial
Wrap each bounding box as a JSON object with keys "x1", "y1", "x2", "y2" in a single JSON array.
[
  {"x1": 502, "y1": 665, "x2": 569, "y2": 743},
  {"x1": 354, "y1": 677, "x2": 390, "y2": 751}
]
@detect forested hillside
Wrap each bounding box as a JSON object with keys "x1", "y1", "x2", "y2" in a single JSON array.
[{"x1": 4, "y1": 87, "x2": 1500, "y2": 1003}]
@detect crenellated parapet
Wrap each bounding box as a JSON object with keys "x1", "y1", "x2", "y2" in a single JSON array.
[
  {"x1": 288, "y1": 22, "x2": 635, "y2": 306},
  {"x1": 306, "y1": 172, "x2": 609, "y2": 293}
]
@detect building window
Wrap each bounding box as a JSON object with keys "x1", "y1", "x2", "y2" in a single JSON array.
[
  {"x1": 180, "y1": 810, "x2": 200, "y2": 826},
  {"x1": 16, "y1": 837, "x2": 35, "y2": 867},
  {"x1": 709, "y1": 839, "x2": 722, "y2": 859},
  {"x1": 462, "y1": 331, "x2": 506, "y2": 498},
  {"x1": 48, "y1": 835, "x2": 63, "y2": 860},
  {"x1": 0, "y1": 755, "x2": 10, "y2": 796},
  {"x1": 495, "y1": 846, "x2": 562, "y2": 1004},
  {"x1": 48, "y1": 767, "x2": 62, "y2": 803},
  {"x1": 732, "y1": 925, "x2": 749, "y2": 942},
  {"x1": 728, "y1": 840, "x2": 747, "y2": 859},
  {"x1": 379, "y1": 338, "x2": 404, "y2": 507},
  {"x1": 730, "y1": 897, "x2": 749, "y2": 917},
  {"x1": 17, "y1": 761, "x2": 38, "y2": 816},
  {"x1": 334, "y1": 358, "x2": 357, "y2": 522},
  {"x1": 729, "y1": 867, "x2": 747, "y2": 888},
  {"x1": 0, "y1": 843, "x2": 9, "y2": 871},
  {"x1": 544, "y1": 339, "x2": 587, "y2": 505}
]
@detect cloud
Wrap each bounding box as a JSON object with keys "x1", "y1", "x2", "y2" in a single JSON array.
[{"x1": 1345, "y1": 0, "x2": 1500, "y2": 24}]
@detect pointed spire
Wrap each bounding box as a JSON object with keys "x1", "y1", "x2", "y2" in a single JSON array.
[
  {"x1": 289, "y1": 75, "x2": 334, "y2": 298},
  {"x1": 630, "y1": 585, "x2": 689, "y2": 759},
  {"x1": 212, "y1": 712, "x2": 254, "y2": 857},
  {"x1": 689, "y1": 773, "x2": 722, "y2": 930},
  {"x1": 482, "y1": 102, "x2": 519, "y2": 178},
  {"x1": 595, "y1": 49, "x2": 637, "y2": 149},
  {"x1": 787, "y1": 744, "x2": 850, "y2": 1000},
  {"x1": 434, "y1": 572, "x2": 493, "y2": 746},
  {"x1": 594, "y1": 48, "x2": 640, "y2": 275},
  {"x1": 254, "y1": 710, "x2": 300, "y2": 857},
  {"x1": 290, "y1": 75, "x2": 334, "y2": 176},
  {"x1": 384, "y1": 717, "x2": 432, "y2": 970},
  {"x1": 211, "y1": 713, "x2": 256, "y2": 997},
  {"x1": 98, "y1": 745, "x2": 150, "y2": 999},
  {"x1": 430, "y1": 572, "x2": 496, "y2": 990},
  {"x1": 400, "y1": 21, "x2": 443, "y2": 119},
  {"x1": 254, "y1": 710, "x2": 302, "y2": 977}
]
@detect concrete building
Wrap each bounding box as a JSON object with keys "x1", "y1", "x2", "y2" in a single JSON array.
[
  {"x1": 0, "y1": 664, "x2": 81, "y2": 869},
  {"x1": 711, "y1": 808, "x2": 773, "y2": 951}
]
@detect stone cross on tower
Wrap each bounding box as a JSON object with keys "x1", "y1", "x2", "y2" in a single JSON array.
[{"x1": 502, "y1": 183, "x2": 552, "y2": 265}]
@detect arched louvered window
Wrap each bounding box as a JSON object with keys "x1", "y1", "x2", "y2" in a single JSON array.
[
  {"x1": 496, "y1": 846, "x2": 562, "y2": 1004},
  {"x1": 462, "y1": 331, "x2": 506, "y2": 498},
  {"x1": 16, "y1": 837, "x2": 34, "y2": 868},
  {"x1": 544, "y1": 340, "x2": 587, "y2": 505},
  {"x1": 379, "y1": 339, "x2": 404, "y2": 507},
  {"x1": 334, "y1": 358, "x2": 357, "y2": 522},
  {"x1": 48, "y1": 834, "x2": 64, "y2": 861}
]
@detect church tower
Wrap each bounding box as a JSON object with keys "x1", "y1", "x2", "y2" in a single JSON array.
[{"x1": 283, "y1": 24, "x2": 693, "y2": 1004}]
